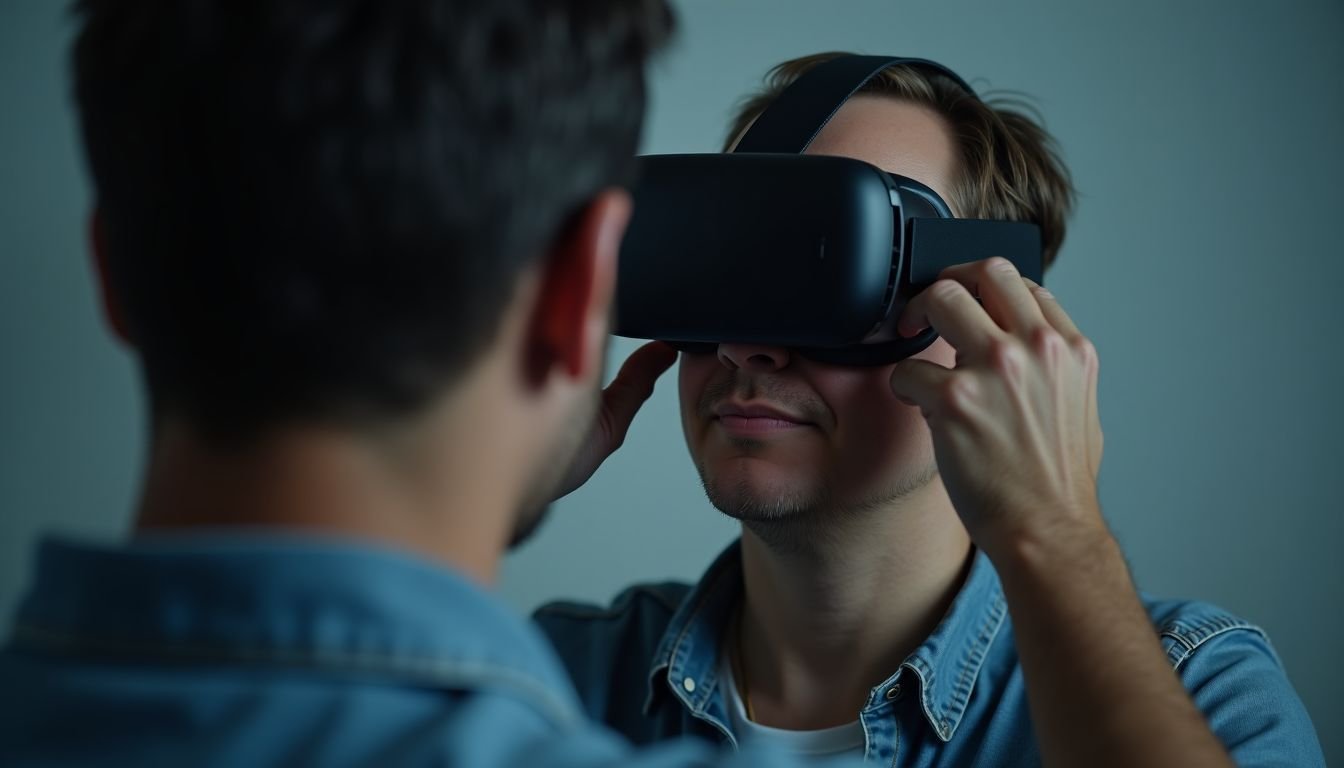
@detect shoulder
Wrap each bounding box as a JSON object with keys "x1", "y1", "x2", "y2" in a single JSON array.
[
  {"x1": 532, "y1": 581, "x2": 694, "y2": 719},
  {"x1": 533, "y1": 580, "x2": 691, "y2": 660},
  {"x1": 1138, "y1": 595, "x2": 1324, "y2": 765},
  {"x1": 534, "y1": 581, "x2": 691, "y2": 628},
  {"x1": 1140, "y1": 594, "x2": 1271, "y2": 670}
]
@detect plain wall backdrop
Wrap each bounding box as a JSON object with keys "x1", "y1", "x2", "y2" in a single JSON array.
[{"x1": 2, "y1": 0, "x2": 1340, "y2": 761}]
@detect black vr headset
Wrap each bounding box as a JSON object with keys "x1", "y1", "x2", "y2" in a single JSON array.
[{"x1": 612, "y1": 55, "x2": 1043, "y2": 366}]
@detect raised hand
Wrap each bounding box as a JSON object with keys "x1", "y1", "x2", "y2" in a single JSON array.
[
  {"x1": 887, "y1": 256, "x2": 1104, "y2": 558},
  {"x1": 553, "y1": 341, "x2": 678, "y2": 501}
]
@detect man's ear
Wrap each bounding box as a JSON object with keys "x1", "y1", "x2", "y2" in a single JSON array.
[
  {"x1": 90, "y1": 208, "x2": 133, "y2": 345},
  {"x1": 526, "y1": 189, "x2": 631, "y2": 386}
]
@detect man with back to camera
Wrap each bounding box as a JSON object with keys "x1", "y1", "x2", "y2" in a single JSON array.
[
  {"x1": 538, "y1": 53, "x2": 1325, "y2": 766},
  {"x1": 0, "y1": 2, "x2": 876, "y2": 765}
]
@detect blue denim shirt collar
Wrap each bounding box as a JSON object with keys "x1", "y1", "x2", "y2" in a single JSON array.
[
  {"x1": 644, "y1": 540, "x2": 1007, "y2": 742},
  {"x1": 644, "y1": 542, "x2": 745, "y2": 720},
  {"x1": 11, "y1": 534, "x2": 585, "y2": 728}
]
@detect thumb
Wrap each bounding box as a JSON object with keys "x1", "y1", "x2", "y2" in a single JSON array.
[{"x1": 889, "y1": 358, "x2": 953, "y2": 413}]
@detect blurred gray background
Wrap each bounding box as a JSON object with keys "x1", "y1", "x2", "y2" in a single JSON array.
[{"x1": 2, "y1": 0, "x2": 1340, "y2": 760}]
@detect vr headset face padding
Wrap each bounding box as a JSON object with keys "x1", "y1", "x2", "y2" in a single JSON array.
[{"x1": 612, "y1": 55, "x2": 1045, "y2": 366}]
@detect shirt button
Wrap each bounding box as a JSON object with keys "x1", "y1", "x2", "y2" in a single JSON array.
[
  {"x1": 682, "y1": 677, "x2": 696, "y2": 693},
  {"x1": 885, "y1": 683, "x2": 903, "y2": 701}
]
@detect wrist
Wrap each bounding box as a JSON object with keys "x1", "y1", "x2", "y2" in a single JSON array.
[{"x1": 979, "y1": 507, "x2": 1120, "y2": 587}]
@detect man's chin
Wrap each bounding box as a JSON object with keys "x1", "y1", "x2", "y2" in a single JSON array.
[{"x1": 701, "y1": 474, "x2": 825, "y2": 522}]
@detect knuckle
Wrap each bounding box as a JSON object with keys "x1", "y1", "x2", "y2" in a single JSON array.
[
  {"x1": 1070, "y1": 336, "x2": 1099, "y2": 366},
  {"x1": 1031, "y1": 327, "x2": 1069, "y2": 359},
  {"x1": 939, "y1": 375, "x2": 979, "y2": 413},
  {"x1": 972, "y1": 261, "x2": 996, "y2": 283},
  {"x1": 930, "y1": 279, "x2": 964, "y2": 302},
  {"x1": 988, "y1": 338, "x2": 1026, "y2": 374},
  {"x1": 608, "y1": 380, "x2": 637, "y2": 403},
  {"x1": 984, "y1": 256, "x2": 1017, "y2": 278}
]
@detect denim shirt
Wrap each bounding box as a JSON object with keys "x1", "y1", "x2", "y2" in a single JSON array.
[
  {"x1": 535, "y1": 541, "x2": 1325, "y2": 767},
  {"x1": 0, "y1": 535, "x2": 844, "y2": 768}
]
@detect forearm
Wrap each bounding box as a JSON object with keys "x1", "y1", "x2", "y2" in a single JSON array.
[{"x1": 990, "y1": 517, "x2": 1233, "y2": 768}]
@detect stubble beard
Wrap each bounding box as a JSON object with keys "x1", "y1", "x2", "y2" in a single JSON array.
[{"x1": 697, "y1": 443, "x2": 942, "y2": 557}]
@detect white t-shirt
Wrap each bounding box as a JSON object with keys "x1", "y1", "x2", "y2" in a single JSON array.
[{"x1": 717, "y1": 649, "x2": 866, "y2": 760}]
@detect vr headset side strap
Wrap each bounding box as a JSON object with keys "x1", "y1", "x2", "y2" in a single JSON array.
[
  {"x1": 907, "y1": 219, "x2": 1044, "y2": 287},
  {"x1": 732, "y1": 55, "x2": 978, "y2": 154}
]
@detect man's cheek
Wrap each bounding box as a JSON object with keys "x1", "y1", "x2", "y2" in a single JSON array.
[
  {"x1": 676, "y1": 355, "x2": 717, "y2": 412},
  {"x1": 677, "y1": 356, "x2": 714, "y2": 450}
]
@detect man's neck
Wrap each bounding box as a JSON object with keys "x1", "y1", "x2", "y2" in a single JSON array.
[
  {"x1": 133, "y1": 391, "x2": 523, "y2": 586},
  {"x1": 736, "y1": 478, "x2": 973, "y2": 730}
]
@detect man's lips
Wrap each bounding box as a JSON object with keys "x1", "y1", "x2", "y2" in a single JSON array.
[{"x1": 712, "y1": 402, "x2": 812, "y2": 436}]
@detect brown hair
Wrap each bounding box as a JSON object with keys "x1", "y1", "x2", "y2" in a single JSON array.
[{"x1": 725, "y1": 52, "x2": 1075, "y2": 269}]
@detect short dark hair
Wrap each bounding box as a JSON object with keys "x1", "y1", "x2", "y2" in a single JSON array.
[{"x1": 73, "y1": 0, "x2": 674, "y2": 440}]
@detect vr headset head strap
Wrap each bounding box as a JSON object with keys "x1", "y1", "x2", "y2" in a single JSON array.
[{"x1": 731, "y1": 55, "x2": 978, "y2": 155}]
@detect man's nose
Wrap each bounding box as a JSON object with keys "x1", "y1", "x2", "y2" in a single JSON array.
[{"x1": 717, "y1": 343, "x2": 791, "y2": 372}]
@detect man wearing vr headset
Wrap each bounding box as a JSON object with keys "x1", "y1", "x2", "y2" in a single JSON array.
[{"x1": 538, "y1": 53, "x2": 1324, "y2": 765}]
